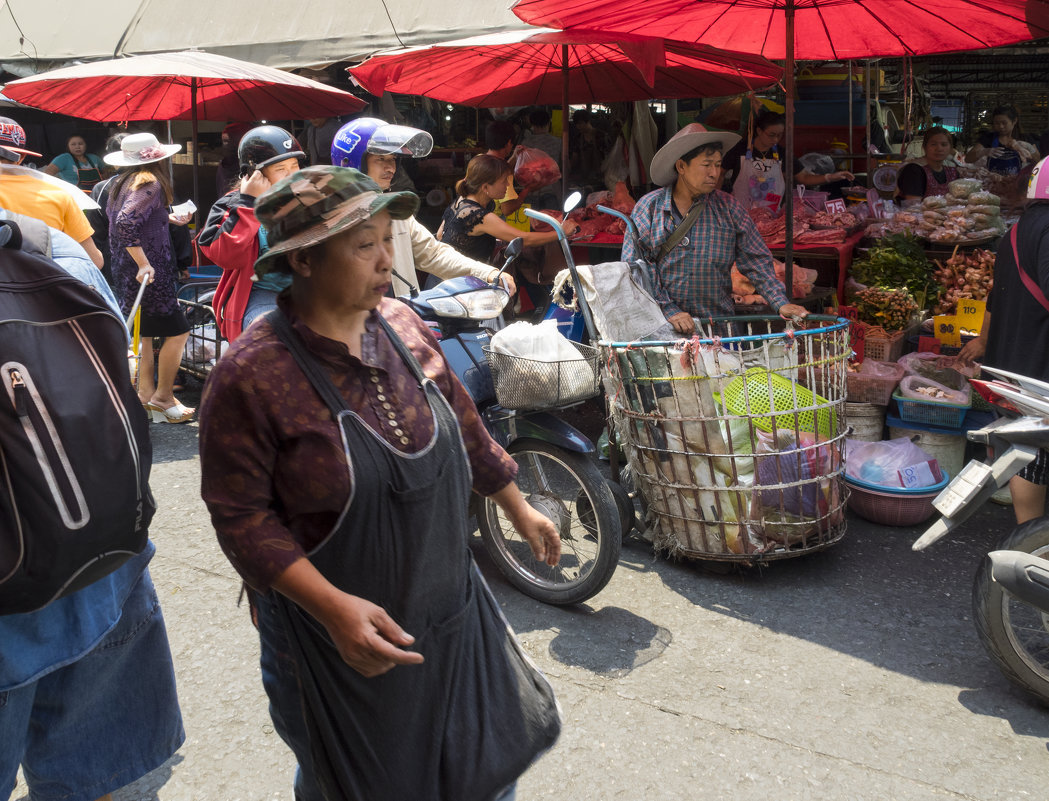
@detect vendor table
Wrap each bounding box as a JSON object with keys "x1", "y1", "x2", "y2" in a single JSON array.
[
  {"x1": 570, "y1": 235, "x2": 624, "y2": 266},
  {"x1": 768, "y1": 229, "x2": 866, "y2": 304}
]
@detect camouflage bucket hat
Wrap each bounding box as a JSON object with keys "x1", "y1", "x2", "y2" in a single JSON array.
[{"x1": 253, "y1": 165, "x2": 420, "y2": 277}]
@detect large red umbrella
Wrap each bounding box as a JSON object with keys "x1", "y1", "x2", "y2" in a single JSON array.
[
  {"x1": 349, "y1": 28, "x2": 782, "y2": 107},
  {"x1": 2, "y1": 50, "x2": 365, "y2": 122},
  {"x1": 4, "y1": 50, "x2": 366, "y2": 213},
  {"x1": 511, "y1": 0, "x2": 1049, "y2": 284},
  {"x1": 351, "y1": 28, "x2": 781, "y2": 198},
  {"x1": 511, "y1": 0, "x2": 1049, "y2": 60}
]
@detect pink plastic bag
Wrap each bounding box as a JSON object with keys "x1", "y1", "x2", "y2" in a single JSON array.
[{"x1": 515, "y1": 147, "x2": 561, "y2": 188}]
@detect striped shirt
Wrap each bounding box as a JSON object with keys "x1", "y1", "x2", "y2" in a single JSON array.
[{"x1": 623, "y1": 187, "x2": 790, "y2": 321}]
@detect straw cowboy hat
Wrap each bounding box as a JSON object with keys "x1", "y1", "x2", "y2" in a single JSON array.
[
  {"x1": 253, "y1": 165, "x2": 419, "y2": 276},
  {"x1": 649, "y1": 123, "x2": 741, "y2": 187},
  {"x1": 103, "y1": 132, "x2": 181, "y2": 167}
]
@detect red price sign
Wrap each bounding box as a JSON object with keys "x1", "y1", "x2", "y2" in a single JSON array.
[
  {"x1": 850, "y1": 320, "x2": 866, "y2": 362},
  {"x1": 837, "y1": 304, "x2": 859, "y2": 322},
  {"x1": 825, "y1": 198, "x2": 847, "y2": 214},
  {"x1": 917, "y1": 336, "x2": 942, "y2": 354}
]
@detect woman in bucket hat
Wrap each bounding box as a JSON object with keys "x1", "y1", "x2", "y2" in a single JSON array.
[
  {"x1": 198, "y1": 165, "x2": 561, "y2": 801},
  {"x1": 623, "y1": 123, "x2": 809, "y2": 335},
  {"x1": 105, "y1": 131, "x2": 195, "y2": 422}
]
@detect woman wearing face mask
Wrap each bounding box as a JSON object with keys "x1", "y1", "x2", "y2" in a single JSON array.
[
  {"x1": 966, "y1": 105, "x2": 1040, "y2": 176},
  {"x1": 896, "y1": 127, "x2": 960, "y2": 202},
  {"x1": 331, "y1": 117, "x2": 517, "y2": 297},
  {"x1": 197, "y1": 125, "x2": 305, "y2": 340}
]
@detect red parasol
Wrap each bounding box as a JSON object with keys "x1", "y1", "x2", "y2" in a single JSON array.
[
  {"x1": 2, "y1": 50, "x2": 365, "y2": 122},
  {"x1": 511, "y1": 0, "x2": 1049, "y2": 284},
  {"x1": 4, "y1": 50, "x2": 365, "y2": 216},
  {"x1": 349, "y1": 28, "x2": 783, "y2": 107},
  {"x1": 510, "y1": 0, "x2": 1049, "y2": 60}
]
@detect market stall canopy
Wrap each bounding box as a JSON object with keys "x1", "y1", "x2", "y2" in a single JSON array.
[
  {"x1": 511, "y1": 0, "x2": 1049, "y2": 60},
  {"x1": 349, "y1": 28, "x2": 783, "y2": 107},
  {"x1": 0, "y1": 0, "x2": 534, "y2": 72},
  {"x1": 2, "y1": 51, "x2": 365, "y2": 121}
]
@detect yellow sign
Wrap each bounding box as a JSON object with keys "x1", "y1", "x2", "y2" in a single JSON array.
[
  {"x1": 503, "y1": 203, "x2": 531, "y2": 232},
  {"x1": 955, "y1": 298, "x2": 986, "y2": 335},
  {"x1": 933, "y1": 314, "x2": 962, "y2": 348}
]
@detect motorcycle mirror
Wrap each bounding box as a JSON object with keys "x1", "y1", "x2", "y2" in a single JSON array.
[
  {"x1": 563, "y1": 191, "x2": 582, "y2": 214},
  {"x1": 505, "y1": 237, "x2": 524, "y2": 258}
]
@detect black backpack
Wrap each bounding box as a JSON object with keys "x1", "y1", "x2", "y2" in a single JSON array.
[{"x1": 0, "y1": 216, "x2": 155, "y2": 615}]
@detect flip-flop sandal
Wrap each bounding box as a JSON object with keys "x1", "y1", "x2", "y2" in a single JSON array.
[{"x1": 146, "y1": 401, "x2": 196, "y2": 424}]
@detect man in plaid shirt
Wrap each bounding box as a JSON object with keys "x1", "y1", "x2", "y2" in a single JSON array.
[{"x1": 623, "y1": 124, "x2": 809, "y2": 335}]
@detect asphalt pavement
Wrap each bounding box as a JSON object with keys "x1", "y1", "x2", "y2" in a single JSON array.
[{"x1": 15, "y1": 385, "x2": 1049, "y2": 801}]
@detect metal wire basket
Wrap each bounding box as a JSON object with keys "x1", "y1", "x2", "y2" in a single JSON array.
[
  {"x1": 483, "y1": 341, "x2": 602, "y2": 411},
  {"x1": 602, "y1": 315, "x2": 851, "y2": 562}
]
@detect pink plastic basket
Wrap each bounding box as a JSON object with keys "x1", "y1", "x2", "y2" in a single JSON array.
[{"x1": 844, "y1": 476, "x2": 944, "y2": 526}]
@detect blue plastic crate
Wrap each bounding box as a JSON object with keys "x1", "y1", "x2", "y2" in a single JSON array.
[{"x1": 892, "y1": 392, "x2": 970, "y2": 429}]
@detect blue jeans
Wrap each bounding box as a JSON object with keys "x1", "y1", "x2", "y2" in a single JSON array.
[
  {"x1": 0, "y1": 570, "x2": 184, "y2": 801},
  {"x1": 242, "y1": 286, "x2": 280, "y2": 332}
]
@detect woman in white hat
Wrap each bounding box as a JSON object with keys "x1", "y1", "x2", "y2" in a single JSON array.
[
  {"x1": 622, "y1": 123, "x2": 809, "y2": 335},
  {"x1": 105, "y1": 132, "x2": 195, "y2": 423}
]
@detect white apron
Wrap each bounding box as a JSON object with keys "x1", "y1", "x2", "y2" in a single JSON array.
[{"x1": 731, "y1": 147, "x2": 785, "y2": 212}]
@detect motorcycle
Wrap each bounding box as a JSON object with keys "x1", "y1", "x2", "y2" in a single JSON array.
[
  {"x1": 913, "y1": 366, "x2": 1049, "y2": 701},
  {"x1": 400, "y1": 231, "x2": 623, "y2": 606}
]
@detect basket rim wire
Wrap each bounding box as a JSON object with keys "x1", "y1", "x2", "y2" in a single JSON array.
[{"x1": 603, "y1": 317, "x2": 850, "y2": 560}]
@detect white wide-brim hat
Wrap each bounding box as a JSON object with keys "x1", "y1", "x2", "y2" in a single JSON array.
[
  {"x1": 103, "y1": 132, "x2": 181, "y2": 167},
  {"x1": 650, "y1": 123, "x2": 741, "y2": 187}
]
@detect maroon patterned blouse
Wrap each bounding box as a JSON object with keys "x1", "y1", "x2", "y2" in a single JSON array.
[{"x1": 198, "y1": 297, "x2": 517, "y2": 592}]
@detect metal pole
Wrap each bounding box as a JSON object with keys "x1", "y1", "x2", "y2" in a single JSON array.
[
  {"x1": 191, "y1": 77, "x2": 200, "y2": 227},
  {"x1": 166, "y1": 120, "x2": 175, "y2": 188},
  {"x1": 847, "y1": 61, "x2": 854, "y2": 157},
  {"x1": 561, "y1": 43, "x2": 569, "y2": 203},
  {"x1": 865, "y1": 59, "x2": 872, "y2": 186},
  {"x1": 783, "y1": 0, "x2": 795, "y2": 295}
]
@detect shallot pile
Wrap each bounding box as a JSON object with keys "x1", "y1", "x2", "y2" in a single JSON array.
[{"x1": 932, "y1": 247, "x2": 994, "y2": 315}]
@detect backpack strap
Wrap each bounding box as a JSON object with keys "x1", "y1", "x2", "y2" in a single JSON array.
[
  {"x1": 656, "y1": 198, "x2": 705, "y2": 262},
  {"x1": 1010, "y1": 223, "x2": 1049, "y2": 314}
]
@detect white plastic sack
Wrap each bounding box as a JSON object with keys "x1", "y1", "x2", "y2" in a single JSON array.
[
  {"x1": 845, "y1": 437, "x2": 940, "y2": 488},
  {"x1": 551, "y1": 262, "x2": 675, "y2": 343},
  {"x1": 489, "y1": 320, "x2": 594, "y2": 403}
]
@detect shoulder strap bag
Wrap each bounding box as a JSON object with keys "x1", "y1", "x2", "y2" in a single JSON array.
[
  {"x1": 1010, "y1": 223, "x2": 1049, "y2": 314},
  {"x1": 656, "y1": 197, "x2": 705, "y2": 262}
]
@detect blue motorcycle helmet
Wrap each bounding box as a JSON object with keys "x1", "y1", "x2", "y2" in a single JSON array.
[{"x1": 330, "y1": 117, "x2": 434, "y2": 170}]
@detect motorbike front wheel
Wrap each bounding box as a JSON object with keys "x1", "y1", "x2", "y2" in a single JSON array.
[
  {"x1": 479, "y1": 441, "x2": 621, "y2": 605},
  {"x1": 973, "y1": 516, "x2": 1049, "y2": 704}
]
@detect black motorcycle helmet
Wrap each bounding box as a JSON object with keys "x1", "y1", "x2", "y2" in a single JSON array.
[{"x1": 237, "y1": 125, "x2": 305, "y2": 176}]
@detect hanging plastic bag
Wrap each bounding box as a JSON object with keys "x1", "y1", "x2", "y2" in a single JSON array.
[
  {"x1": 514, "y1": 147, "x2": 561, "y2": 189},
  {"x1": 845, "y1": 437, "x2": 941, "y2": 488}
]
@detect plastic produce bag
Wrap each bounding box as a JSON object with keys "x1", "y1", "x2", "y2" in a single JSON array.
[
  {"x1": 898, "y1": 352, "x2": 977, "y2": 382},
  {"x1": 514, "y1": 147, "x2": 561, "y2": 188},
  {"x1": 898, "y1": 374, "x2": 970, "y2": 405},
  {"x1": 845, "y1": 437, "x2": 940, "y2": 488},
  {"x1": 798, "y1": 153, "x2": 835, "y2": 175}
]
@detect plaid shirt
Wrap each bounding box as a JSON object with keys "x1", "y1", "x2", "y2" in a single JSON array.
[{"x1": 622, "y1": 187, "x2": 789, "y2": 320}]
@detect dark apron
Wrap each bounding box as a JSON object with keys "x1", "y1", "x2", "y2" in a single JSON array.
[
  {"x1": 268, "y1": 311, "x2": 560, "y2": 801},
  {"x1": 75, "y1": 159, "x2": 103, "y2": 191}
]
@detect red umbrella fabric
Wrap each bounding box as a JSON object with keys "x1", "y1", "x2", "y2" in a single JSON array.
[
  {"x1": 349, "y1": 28, "x2": 783, "y2": 107},
  {"x1": 3, "y1": 50, "x2": 365, "y2": 122},
  {"x1": 511, "y1": 0, "x2": 1049, "y2": 60}
]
